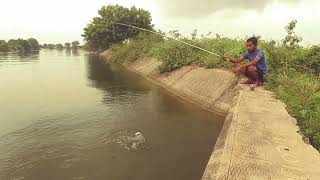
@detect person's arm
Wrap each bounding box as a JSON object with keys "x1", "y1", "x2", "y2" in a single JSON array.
[
  {"x1": 224, "y1": 55, "x2": 245, "y2": 64},
  {"x1": 236, "y1": 56, "x2": 262, "y2": 69},
  {"x1": 236, "y1": 50, "x2": 264, "y2": 69}
]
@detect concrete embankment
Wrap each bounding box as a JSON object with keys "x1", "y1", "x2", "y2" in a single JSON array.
[
  {"x1": 100, "y1": 51, "x2": 238, "y2": 115},
  {"x1": 100, "y1": 51, "x2": 320, "y2": 179}
]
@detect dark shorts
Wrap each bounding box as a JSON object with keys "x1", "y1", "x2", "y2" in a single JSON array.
[{"x1": 244, "y1": 67, "x2": 264, "y2": 81}]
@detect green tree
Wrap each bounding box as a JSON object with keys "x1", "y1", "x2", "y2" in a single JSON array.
[
  {"x1": 27, "y1": 38, "x2": 40, "y2": 50},
  {"x1": 82, "y1": 5, "x2": 153, "y2": 51},
  {"x1": 282, "y1": 20, "x2": 302, "y2": 48},
  {"x1": 56, "y1": 44, "x2": 64, "y2": 50},
  {"x1": 42, "y1": 44, "x2": 48, "y2": 49},
  {"x1": 191, "y1": 29, "x2": 198, "y2": 40},
  {"x1": 17, "y1": 39, "x2": 32, "y2": 52},
  {"x1": 0, "y1": 40, "x2": 10, "y2": 52},
  {"x1": 47, "y1": 44, "x2": 55, "y2": 49},
  {"x1": 7, "y1": 39, "x2": 20, "y2": 50},
  {"x1": 64, "y1": 43, "x2": 71, "y2": 50},
  {"x1": 71, "y1": 41, "x2": 80, "y2": 49},
  {"x1": 169, "y1": 30, "x2": 182, "y2": 38}
]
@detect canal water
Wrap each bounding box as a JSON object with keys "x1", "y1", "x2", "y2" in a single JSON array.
[{"x1": 0, "y1": 50, "x2": 224, "y2": 180}]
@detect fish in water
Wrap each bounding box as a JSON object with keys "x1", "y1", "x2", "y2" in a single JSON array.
[
  {"x1": 105, "y1": 130, "x2": 147, "y2": 151},
  {"x1": 130, "y1": 132, "x2": 146, "y2": 150}
]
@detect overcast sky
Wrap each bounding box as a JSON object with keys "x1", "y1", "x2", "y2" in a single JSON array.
[{"x1": 1, "y1": 0, "x2": 319, "y2": 45}]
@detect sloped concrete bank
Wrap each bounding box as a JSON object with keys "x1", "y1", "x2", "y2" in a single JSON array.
[
  {"x1": 100, "y1": 51, "x2": 238, "y2": 115},
  {"x1": 100, "y1": 51, "x2": 320, "y2": 179}
]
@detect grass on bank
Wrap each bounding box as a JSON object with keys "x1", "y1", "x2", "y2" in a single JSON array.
[{"x1": 107, "y1": 28, "x2": 320, "y2": 151}]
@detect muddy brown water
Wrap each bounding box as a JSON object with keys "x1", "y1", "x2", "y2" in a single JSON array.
[{"x1": 0, "y1": 50, "x2": 224, "y2": 180}]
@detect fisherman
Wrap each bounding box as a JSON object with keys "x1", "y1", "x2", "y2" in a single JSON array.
[{"x1": 224, "y1": 37, "x2": 268, "y2": 86}]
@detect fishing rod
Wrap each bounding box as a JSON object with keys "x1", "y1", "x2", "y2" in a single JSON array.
[{"x1": 114, "y1": 23, "x2": 223, "y2": 58}]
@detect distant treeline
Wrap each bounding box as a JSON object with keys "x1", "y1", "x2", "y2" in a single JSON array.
[
  {"x1": 0, "y1": 38, "x2": 40, "y2": 52},
  {"x1": 0, "y1": 39, "x2": 81, "y2": 52},
  {"x1": 42, "y1": 41, "x2": 81, "y2": 50}
]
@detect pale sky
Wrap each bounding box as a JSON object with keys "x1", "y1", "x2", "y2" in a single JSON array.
[{"x1": 1, "y1": 0, "x2": 319, "y2": 45}]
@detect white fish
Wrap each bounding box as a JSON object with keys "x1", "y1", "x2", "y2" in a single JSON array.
[
  {"x1": 106, "y1": 130, "x2": 146, "y2": 151},
  {"x1": 130, "y1": 132, "x2": 146, "y2": 150}
]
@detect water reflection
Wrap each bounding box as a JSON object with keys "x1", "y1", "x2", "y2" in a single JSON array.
[
  {"x1": 86, "y1": 55, "x2": 150, "y2": 99},
  {"x1": 65, "y1": 49, "x2": 72, "y2": 56},
  {"x1": 85, "y1": 55, "x2": 206, "y2": 115},
  {"x1": 16, "y1": 51, "x2": 40, "y2": 61},
  {"x1": 0, "y1": 52, "x2": 10, "y2": 61},
  {"x1": 0, "y1": 51, "x2": 40, "y2": 65},
  {"x1": 72, "y1": 49, "x2": 80, "y2": 56}
]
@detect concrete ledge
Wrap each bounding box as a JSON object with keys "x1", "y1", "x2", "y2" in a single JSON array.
[{"x1": 203, "y1": 85, "x2": 320, "y2": 180}]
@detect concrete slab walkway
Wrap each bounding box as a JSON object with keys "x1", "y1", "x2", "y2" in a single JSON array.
[{"x1": 203, "y1": 85, "x2": 320, "y2": 180}]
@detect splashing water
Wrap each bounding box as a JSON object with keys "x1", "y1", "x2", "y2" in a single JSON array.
[{"x1": 105, "y1": 129, "x2": 147, "y2": 151}]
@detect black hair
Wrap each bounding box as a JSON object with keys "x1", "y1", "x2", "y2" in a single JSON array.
[{"x1": 247, "y1": 37, "x2": 258, "y2": 46}]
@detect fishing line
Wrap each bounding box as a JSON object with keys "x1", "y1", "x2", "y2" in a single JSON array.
[{"x1": 114, "y1": 23, "x2": 222, "y2": 58}]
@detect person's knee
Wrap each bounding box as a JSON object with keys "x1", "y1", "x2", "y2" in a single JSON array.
[
  {"x1": 235, "y1": 62, "x2": 244, "y2": 67},
  {"x1": 247, "y1": 66, "x2": 257, "y2": 73},
  {"x1": 235, "y1": 67, "x2": 246, "y2": 75}
]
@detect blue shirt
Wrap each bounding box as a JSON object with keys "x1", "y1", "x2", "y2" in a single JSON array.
[{"x1": 244, "y1": 49, "x2": 268, "y2": 80}]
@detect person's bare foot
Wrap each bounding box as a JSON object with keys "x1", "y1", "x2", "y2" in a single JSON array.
[
  {"x1": 249, "y1": 84, "x2": 256, "y2": 91},
  {"x1": 255, "y1": 80, "x2": 263, "y2": 86},
  {"x1": 240, "y1": 79, "x2": 254, "y2": 84}
]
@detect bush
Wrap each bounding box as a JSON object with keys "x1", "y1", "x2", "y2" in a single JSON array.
[
  {"x1": 199, "y1": 37, "x2": 244, "y2": 69},
  {"x1": 150, "y1": 39, "x2": 203, "y2": 72},
  {"x1": 110, "y1": 32, "x2": 163, "y2": 64},
  {"x1": 149, "y1": 35, "x2": 245, "y2": 72},
  {"x1": 266, "y1": 70, "x2": 320, "y2": 149},
  {"x1": 295, "y1": 45, "x2": 320, "y2": 76}
]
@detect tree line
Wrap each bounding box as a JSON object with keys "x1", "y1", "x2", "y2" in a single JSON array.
[
  {"x1": 42, "y1": 41, "x2": 81, "y2": 50},
  {"x1": 0, "y1": 39, "x2": 81, "y2": 52},
  {"x1": 0, "y1": 38, "x2": 40, "y2": 52}
]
